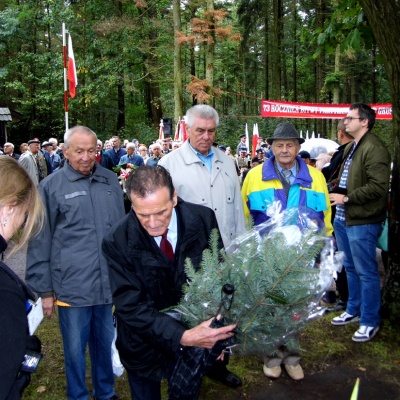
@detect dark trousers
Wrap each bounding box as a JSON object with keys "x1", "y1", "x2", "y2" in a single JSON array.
[
  {"x1": 127, "y1": 357, "x2": 230, "y2": 400},
  {"x1": 127, "y1": 373, "x2": 162, "y2": 400},
  {"x1": 336, "y1": 267, "x2": 349, "y2": 302}
]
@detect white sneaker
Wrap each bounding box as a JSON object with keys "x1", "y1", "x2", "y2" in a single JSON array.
[
  {"x1": 331, "y1": 311, "x2": 360, "y2": 326},
  {"x1": 352, "y1": 325, "x2": 380, "y2": 342},
  {"x1": 284, "y1": 364, "x2": 304, "y2": 380},
  {"x1": 263, "y1": 364, "x2": 282, "y2": 379}
]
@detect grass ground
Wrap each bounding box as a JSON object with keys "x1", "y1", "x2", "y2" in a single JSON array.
[{"x1": 23, "y1": 310, "x2": 400, "y2": 399}]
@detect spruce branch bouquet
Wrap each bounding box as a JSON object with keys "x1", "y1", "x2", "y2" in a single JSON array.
[{"x1": 175, "y1": 203, "x2": 343, "y2": 355}]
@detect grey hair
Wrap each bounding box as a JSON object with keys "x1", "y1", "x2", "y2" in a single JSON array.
[
  {"x1": 126, "y1": 142, "x2": 135, "y2": 150},
  {"x1": 185, "y1": 105, "x2": 219, "y2": 128},
  {"x1": 64, "y1": 126, "x2": 97, "y2": 149}
]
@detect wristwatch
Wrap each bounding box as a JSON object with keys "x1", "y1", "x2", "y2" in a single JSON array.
[{"x1": 343, "y1": 196, "x2": 349, "y2": 203}]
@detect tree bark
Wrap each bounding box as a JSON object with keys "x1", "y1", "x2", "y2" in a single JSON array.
[
  {"x1": 140, "y1": 6, "x2": 163, "y2": 127},
  {"x1": 263, "y1": 14, "x2": 269, "y2": 100},
  {"x1": 205, "y1": 0, "x2": 215, "y2": 106},
  {"x1": 173, "y1": 0, "x2": 184, "y2": 123},
  {"x1": 117, "y1": 82, "x2": 125, "y2": 132},
  {"x1": 359, "y1": 0, "x2": 400, "y2": 324},
  {"x1": 315, "y1": 0, "x2": 328, "y2": 137},
  {"x1": 272, "y1": 0, "x2": 282, "y2": 100},
  {"x1": 292, "y1": 0, "x2": 297, "y2": 102}
]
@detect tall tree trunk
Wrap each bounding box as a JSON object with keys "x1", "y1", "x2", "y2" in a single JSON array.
[
  {"x1": 263, "y1": 15, "x2": 269, "y2": 100},
  {"x1": 117, "y1": 83, "x2": 125, "y2": 132},
  {"x1": 272, "y1": 0, "x2": 282, "y2": 99},
  {"x1": 140, "y1": 6, "x2": 163, "y2": 127},
  {"x1": 315, "y1": 0, "x2": 328, "y2": 136},
  {"x1": 330, "y1": 45, "x2": 341, "y2": 139},
  {"x1": 371, "y1": 42, "x2": 377, "y2": 103},
  {"x1": 189, "y1": 6, "x2": 197, "y2": 106},
  {"x1": 116, "y1": 1, "x2": 125, "y2": 132},
  {"x1": 292, "y1": 0, "x2": 297, "y2": 102},
  {"x1": 173, "y1": 0, "x2": 183, "y2": 123},
  {"x1": 205, "y1": 0, "x2": 215, "y2": 106},
  {"x1": 359, "y1": 0, "x2": 400, "y2": 324}
]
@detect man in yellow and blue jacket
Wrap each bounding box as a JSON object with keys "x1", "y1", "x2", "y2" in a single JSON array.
[
  {"x1": 241, "y1": 122, "x2": 333, "y2": 381},
  {"x1": 242, "y1": 124, "x2": 332, "y2": 235}
]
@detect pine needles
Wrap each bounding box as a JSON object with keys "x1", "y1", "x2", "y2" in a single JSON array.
[{"x1": 176, "y1": 219, "x2": 333, "y2": 355}]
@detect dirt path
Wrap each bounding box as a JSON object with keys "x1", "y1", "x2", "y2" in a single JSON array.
[{"x1": 226, "y1": 366, "x2": 399, "y2": 399}]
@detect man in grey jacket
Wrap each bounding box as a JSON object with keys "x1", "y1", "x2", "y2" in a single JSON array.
[
  {"x1": 159, "y1": 105, "x2": 245, "y2": 248},
  {"x1": 18, "y1": 139, "x2": 42, "y2": 185},
  {"x1": 26, "y1": 126, "x2": 125, "y2": 400}
]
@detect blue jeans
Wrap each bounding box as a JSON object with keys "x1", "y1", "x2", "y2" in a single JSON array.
[
  {"x1": 58, "y1": 304, "x2": 115, "y2": 400},
  {"x1": 333, "y1": 219, "x2": 381, "y2": 327}
]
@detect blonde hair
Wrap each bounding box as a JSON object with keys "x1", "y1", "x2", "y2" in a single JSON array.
[
  {"x1": 20, "y1": 143, "x2": 29, "y2": 153},
  {"x1": 0, "y1": 156, "x2": 45, "y2": 257}
]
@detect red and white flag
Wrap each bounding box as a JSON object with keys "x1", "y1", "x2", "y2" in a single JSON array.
[
  {"x1": 252, "y1": 123, "x2": 259, "y2": 157},
  {"x1": 159, "y1": 119, "x2": 164, "y2": 140},
  {"x1": 181, "y1": 118, "x2": 188, "y2": 142},
  {"x1": 68, "y1": 34, "x2": 77, "y2": 98},
  {"x1": 245, "y1": 123, "x2": 250, "y2": 152}
]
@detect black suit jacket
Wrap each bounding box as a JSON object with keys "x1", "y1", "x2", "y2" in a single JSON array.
[{"x1": 102, "y1": 198, "x2": 222, "y2": 380}]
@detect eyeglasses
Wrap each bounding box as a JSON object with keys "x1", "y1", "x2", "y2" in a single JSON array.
[{"x1": 345, "y1": 116, "x2": 365, "y2": 122}]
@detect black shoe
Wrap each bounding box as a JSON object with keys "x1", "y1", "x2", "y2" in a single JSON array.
[
  {"x1": 207, "y1": 369, "x2": 243, "y2": 388},
  {"x1": 325, "y1": 300, "x2": 347, "y2": 313},
  {"x1": 93, "y1": 395, "x2": 120, "y2": 400},
  {"x1": 320, "y1": 290, "x2": 337, "y2": 307}
]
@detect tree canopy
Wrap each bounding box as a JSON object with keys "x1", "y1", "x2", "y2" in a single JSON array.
[{"x1": 0, "y1": 0, "x2": 392, "y2": 146}]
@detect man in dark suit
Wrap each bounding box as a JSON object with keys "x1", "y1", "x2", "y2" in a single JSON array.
[
  {"x1": 3, "y1": 142, "x2": 20, "y2": 159},
  {"x1": 96, "y1": 139, "x2": 114, "y2": 170},
  {"x1": 102, "y1": 166, "x2": 237, "y2": 400}
]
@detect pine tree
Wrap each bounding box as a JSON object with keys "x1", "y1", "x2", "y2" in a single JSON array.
[{"x1": 175, "y1": 214, "x2": 339, "y2": 355}]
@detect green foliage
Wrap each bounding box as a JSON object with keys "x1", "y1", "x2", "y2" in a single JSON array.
[
  {"x1": 176, "y1": 223, "x2": 329, "y2": 355},
  {"x1": 324, "y1": 71, "x2": 345, "y2": 88},
  {"x1": 0, "y1": 0, "x2": 393, "y2": 146},
  {"x1": 313, "y1": 0, "x2": 375, "y2": 57}
]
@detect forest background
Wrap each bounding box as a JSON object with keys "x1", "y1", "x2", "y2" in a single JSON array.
[
  {"x1": 0, "y1": 0, "x2": 393, "y2": 148},
  {"x1": 1, "y1": 1, "x2": 400, "y2": 319}
]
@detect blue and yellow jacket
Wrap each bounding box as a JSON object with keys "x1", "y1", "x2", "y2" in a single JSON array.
[{"x1": 241, "y1": 156, "x2": 333, "y2": 235}]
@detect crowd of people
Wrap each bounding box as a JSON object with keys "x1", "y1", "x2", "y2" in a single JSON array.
[{"x1": 0, "y1": 103, "x2": 390, "y2": 400}]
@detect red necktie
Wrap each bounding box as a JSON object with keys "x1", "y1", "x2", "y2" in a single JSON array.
[{"x1": 160, "y1": 229, "x2": 174, "y2": 261}]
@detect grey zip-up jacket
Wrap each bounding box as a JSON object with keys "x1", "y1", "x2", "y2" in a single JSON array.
[{"x1": 26, "y1": 161, "x2": 125, "y2": 306}]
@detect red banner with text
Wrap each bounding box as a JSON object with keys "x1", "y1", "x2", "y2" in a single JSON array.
[{"x1": 261, "y1": 100, "x2": 392, "y2": 120}]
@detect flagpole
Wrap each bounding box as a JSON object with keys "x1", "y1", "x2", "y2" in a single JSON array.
[{"x1": 62, "y1": 23, "x2": 69, "y2": 132}]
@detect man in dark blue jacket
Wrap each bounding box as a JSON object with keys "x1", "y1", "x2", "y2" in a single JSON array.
[
  {"x1": 106, "y1": 135, "x2": 126, "y2": 167},
  {"x1": 102, "y1": 166, "x2": 238, "y2": 400}
]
